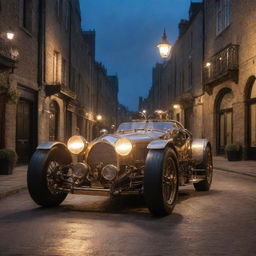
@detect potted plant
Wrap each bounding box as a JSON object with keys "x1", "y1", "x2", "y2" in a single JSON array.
[
  {"x1": 0, "y1": 149, "x2": 18, "y2": 175},
  {"x1": 225, "y1": 143, "x2": 242, "y2": 161}
]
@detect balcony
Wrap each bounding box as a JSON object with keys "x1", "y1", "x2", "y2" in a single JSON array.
[
  {"x1": 203, "y1": 44, "x2": 239, "y2": 93},
  {"x1": 45, "y1": 83, "x2": 77, "y2": 100},
  {"x1": 0, "y1": 38, "x2": 19, "y2": 70}
]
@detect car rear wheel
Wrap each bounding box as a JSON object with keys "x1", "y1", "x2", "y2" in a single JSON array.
[
  {"x1": 144, "y1": 148, "x2": 179, "y2": 217},
  {"x1": 27, "y1": 146, "x2": 72, "y2": 207},
  {"x1": 193, "y1": 146, "x2": 213, "y2": 191}
]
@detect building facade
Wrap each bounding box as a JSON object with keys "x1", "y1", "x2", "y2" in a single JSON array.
[
  {"x1": 140, "y1": 0, "x2": 256, "y2": 159},
  {"x1": 0, "y1": 0, "x2": 119, "y2": 163},
  {"x1": 203, "y1": 0, "x2": 256, "y2": 159}
]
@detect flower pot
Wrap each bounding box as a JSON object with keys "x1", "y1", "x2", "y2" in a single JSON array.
[
  {"x1": 0, "y1": 159, "x2": 14, "y2": 175},
  {"x1": 226, "y1": 150, "x2": 241, "y2": 161}
]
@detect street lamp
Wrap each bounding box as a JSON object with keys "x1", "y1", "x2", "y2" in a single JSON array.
[
  {"x1": 6, "y1": 31, "x2": 15, "y2": 40},
  {"x1": 96, "y1": 114, "x2": 103, "y2": 121},
  {"x1": 173, "y1": 104, "x2": 181, "y2": 109},
  {"x1": 157, "y1": 29, "x2": 172, "y2": 59}
]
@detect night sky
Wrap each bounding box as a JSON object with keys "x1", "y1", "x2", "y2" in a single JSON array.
[{"x1": 80, "y1": 0, "x2": 193, "y2": 111}]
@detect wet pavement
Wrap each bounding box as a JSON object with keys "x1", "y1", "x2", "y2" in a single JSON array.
[{"x1": 0, "y1": 170, "x2": 255, "y2": 256}]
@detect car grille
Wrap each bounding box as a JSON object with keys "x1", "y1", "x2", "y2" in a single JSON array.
[{"x1": 87, "y1": 142, "x2": 117, "y2": 169}]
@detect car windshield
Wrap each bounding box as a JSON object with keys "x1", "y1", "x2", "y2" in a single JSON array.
[{"x1": 117, "y1": 122, "x2": 175, "y2": 132}]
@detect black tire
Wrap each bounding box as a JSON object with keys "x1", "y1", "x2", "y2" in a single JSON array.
[
  {"x1": 27, "y1": 146, "x2": 72, "y2": 207},
  {"x1": 193, "y1": 146, "x2": 213, "y2": 191},
  {"x1": 144, "y1": 148, "x2": 179, "y2": 217}
]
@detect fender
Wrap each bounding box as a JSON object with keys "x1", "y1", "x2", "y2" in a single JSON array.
[
  {"x1": 192, "y1": 138, "x2": 211, "y2": 166},
  {"x1": 36, "y1": 141, "x2": 67, "y2": 150},
  {"x1": 147, "y1": 139, "x2": 174, "y2": 150}
]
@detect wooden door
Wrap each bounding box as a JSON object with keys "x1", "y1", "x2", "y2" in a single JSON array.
[
  {"x1": 0, "y1": 94, "x2": 5, "y2": 148},
  {"x1": 16, "y1": 99, "x2": 33, "y2": 163}
]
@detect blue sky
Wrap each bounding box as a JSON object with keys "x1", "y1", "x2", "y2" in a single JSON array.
[{"x1": 80, "y1": 0, "x2": 192, "y2": 110}]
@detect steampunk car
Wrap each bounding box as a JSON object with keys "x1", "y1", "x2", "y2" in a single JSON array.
[{"x1": 27, "y1": 119, "x2": 213, "y2": 216}]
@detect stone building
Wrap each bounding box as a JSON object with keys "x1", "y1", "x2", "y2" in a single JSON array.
[
  {"x1": 140, "y1": 0, "x2": 256, "y2": 159},
  {"x1": 0, "y1": 0, "x2": 119, "y2": 163},
  {"x1": 0, "y1": 0, "x2": 40, "y2": 163},
  {"x1": 202, "y1": 0, "x2": 256, "y2": 159}
]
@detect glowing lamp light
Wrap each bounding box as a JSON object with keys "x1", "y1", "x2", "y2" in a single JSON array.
[
  {"x1": 115, "y1": 138, "x2": 133, "y2": 156},
  {"x1": 6, "y1": 31, "x2": 15, "y2": 40},
  {"x1": 157, "y1": 30, "x2": 172, "y2": 59},
  {"x1": 173, "y1": 104, "x2": 181, "y2": 109},
  {"x1": 206, "y1": 62, "x2": 211, "y2": 67},
  {"x1": 96, "y1": 114, "x2": 102, "y2": 121},
  {"x1": 67, "y1": 135, "x2": 88, "y2": 155},
  {"x1": 142, "y1": 110, "x2": 147, "y2": 114}
]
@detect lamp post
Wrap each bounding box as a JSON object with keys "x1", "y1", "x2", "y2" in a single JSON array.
[{"x1": 157, "y1": 29, "x2": 172, "y2": 59}]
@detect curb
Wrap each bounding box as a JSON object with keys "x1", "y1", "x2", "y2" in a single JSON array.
[
  {"x1": 0, "y1": 186, "x2": 27, "y2": 200},
  {"x1": 214, "y1": 167, "x2": 256, "y2": 178}
]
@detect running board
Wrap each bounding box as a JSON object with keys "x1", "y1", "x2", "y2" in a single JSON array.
[
  {"x1": 71, "y1": 187, "x2": 143, "y2": 196},
  {"x1": 72, "y1": 187, "x2": 110, "y2": 196}
]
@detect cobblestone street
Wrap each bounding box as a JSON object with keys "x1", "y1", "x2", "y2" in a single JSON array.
[{"x1": 0, "y1": 170, "x2": 255, "y2": 256}]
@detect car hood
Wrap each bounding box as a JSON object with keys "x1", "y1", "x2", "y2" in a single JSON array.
[{"x1": 98, "y1": 131, "x2": 165, "y2": 145}]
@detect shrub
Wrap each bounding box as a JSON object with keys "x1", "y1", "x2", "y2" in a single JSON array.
[
  {"x1": 0, "y1": 149, "x2": 18, "y2": 164},
  {"x1": 224, "y1": 143, "x2": 241, "y2": 152}
]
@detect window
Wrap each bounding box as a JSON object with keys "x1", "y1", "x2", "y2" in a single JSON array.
[
  {"x1": 61, "y1": 58, "x2": 66, "y2": 86},
  {"x1": 65, "y1": 110, "x2": 72, "y2": 140},
  {"x1": 180, "y1": 69, "x2": 184, "y2": 93},
  {"x1": 20, "y1": 0, "x2": 33, "y2": 32},
  {"x1": 249, "y1": 80, "x2": 256, "y2": 147},
  {"x1": 64, "y1": 1, "x2": 70, "y2": 31},
  {"x1": 53, "y1": 51, "x2": 60, "y2": 84},
  {"x1": 217, "y1": 90, "x2": 233, "y2": 154},
  {"x1": 188, "y1": 61, "x2": 193, "y2": 90},
  {"x1": 216, "y1": 0, "x2": 231, "y2": 35},
  {"x1": 70, "y1": 66, "x2": 76, "y2": 91},
  {"x1": 56, "y1": 0, "x2": 63, "y2": 20},
  {"x1": 49, "y1": 101, "x2": 59, "y2": 141}
]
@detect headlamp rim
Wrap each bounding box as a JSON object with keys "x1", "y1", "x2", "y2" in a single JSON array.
[{"x1": 67, "y1": 135, "x2": 88, "y2": 155}]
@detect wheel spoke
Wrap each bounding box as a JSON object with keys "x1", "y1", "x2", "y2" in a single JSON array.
[{"x1": 162, "y1": 157, "x2": 177, "y2": 205}]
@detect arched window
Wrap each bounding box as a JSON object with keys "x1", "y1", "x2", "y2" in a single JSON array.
[
  {"x1": 49, "y1": 101, "x2": 59, "y2": 141},
  {"x1": 216, "y1": 89, "x2": 234, "y2": 154},
  {"x1": 247, "y1": 77, "x2": 256, "y2": 159}
]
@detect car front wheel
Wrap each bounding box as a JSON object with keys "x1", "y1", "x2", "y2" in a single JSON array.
[
  {"x1": 144, "y1": 148, "x2": 179, "y2": 217},
  {"x1": 27, "y1": 146, "x2": 72, "y2": 207}
]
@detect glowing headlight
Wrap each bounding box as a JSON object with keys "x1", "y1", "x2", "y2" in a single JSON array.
[
  {"x1": 115, "y1": 138, "x2": 132, "y2": 156},
  {"x1": 67, "y1": 136, "x2": 88, "y2": 155}
]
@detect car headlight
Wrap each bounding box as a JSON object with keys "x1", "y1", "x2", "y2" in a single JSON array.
[
  {"x1": 115, "y1": 138, "x2": 132, "y2": 156},
  {"x1": 67, "y1": 136, "x2": 88, "y2": 155}
]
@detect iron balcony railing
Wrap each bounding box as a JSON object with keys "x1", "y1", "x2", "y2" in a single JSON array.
[
  {"x1": 0, "y1": 38, "x2": 19, "y2": 69},
  {"x1": 203, "y1": 44, "x2": 239, "y2": 87},
  {"x1": 45, "y1": 83, "x2": 77, "y2": 100}
]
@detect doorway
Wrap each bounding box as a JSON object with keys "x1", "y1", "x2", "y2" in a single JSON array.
[
  {"x1": 216, "y1": 89, "x2": 234, "y2": 154},
  {"x1": 16, "y1": 99, "x2": 33, "y2": 163},
  {"x1": 0, "y1": 94, "x2": 6, "y2": 148},
  {"x1": 246, "y1": 76, "x2": 256, "y2": 160}
]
